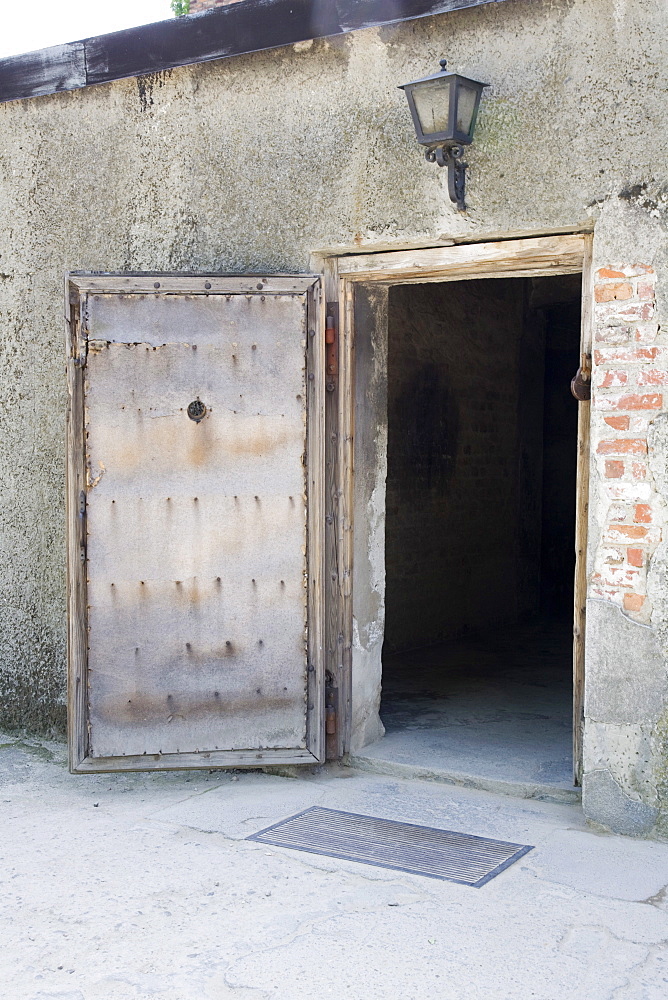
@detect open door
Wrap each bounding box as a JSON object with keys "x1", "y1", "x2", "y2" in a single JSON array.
[{"x1": 66, "y1": 274, "x2": 325, "y2": 772}]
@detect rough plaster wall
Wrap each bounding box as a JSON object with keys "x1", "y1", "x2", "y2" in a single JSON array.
[
  {"x1": 384, "y1": 279, "x2": 540, "y2": 652},
  {"x1": 0, "y1": 0, "x2": 667, "y2": 837},
  {"x1": 583, "y1": 600, "x2": 666, "y2": 836}
]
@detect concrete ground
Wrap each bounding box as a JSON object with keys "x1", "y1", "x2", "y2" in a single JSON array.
[
  {"x1": 352, "y1": 619, "x2": 576, "y2": 802},
  {"x1": 2, "y1": 733, "x2": 668, "y2": 1000}
]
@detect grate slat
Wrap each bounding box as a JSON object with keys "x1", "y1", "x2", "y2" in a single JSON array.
[{"x1": 248, "y1": 807, "x2": 532, "y2": 886}]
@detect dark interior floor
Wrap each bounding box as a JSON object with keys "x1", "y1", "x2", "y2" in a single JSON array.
[{"x1": 362, "y1": 618, "x2": 574, "y2": 793}]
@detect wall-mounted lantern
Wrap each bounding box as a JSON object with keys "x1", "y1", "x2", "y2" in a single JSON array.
[{"x1": 399, "y1": 59, "x2": 488, "y2": 211}]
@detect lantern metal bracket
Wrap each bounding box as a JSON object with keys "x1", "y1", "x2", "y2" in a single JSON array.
[{"x1": 426, "y1": 142, "x2": 467, "y2": 212}]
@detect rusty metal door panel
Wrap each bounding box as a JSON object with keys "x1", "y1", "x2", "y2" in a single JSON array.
[{"x1": 66, "y1": 276, "x2": 324, "y2": 772}]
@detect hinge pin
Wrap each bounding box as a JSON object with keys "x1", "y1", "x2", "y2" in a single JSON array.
[
  {"x1": 325, "y1": 304, "x2": 339, "y2": 392},
  {"x1": 326, "y1": 705, "x2": 337, "y2": 735}
]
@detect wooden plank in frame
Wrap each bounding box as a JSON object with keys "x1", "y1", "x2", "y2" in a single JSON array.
[
  {"x1": 572, "y1": 235, "x2": 593, "y2": 785},
  {"x1": 66, "y1": 282, "x2": 89, "y2": 769},
  {"x1": 337, "y1": 234, "x2": 587, "y2": 283},
  {"x1": 305, "y1": 279, "x2": 326, "y2": 763}
]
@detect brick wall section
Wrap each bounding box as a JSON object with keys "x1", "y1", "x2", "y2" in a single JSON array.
[
  {"x1": 591, "y1": 265, "x2": 662, "y2": 620},
  {"x1": 189, "y1": 0, "x2": 244, "y2": 12}
]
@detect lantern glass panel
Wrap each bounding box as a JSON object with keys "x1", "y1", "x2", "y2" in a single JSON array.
[
  {"x1": 455, "y1": 83, "x2": 479, "y2": 138},
  {"x1": 411, "y1": 78, "x2": 452, "y2": 137}
]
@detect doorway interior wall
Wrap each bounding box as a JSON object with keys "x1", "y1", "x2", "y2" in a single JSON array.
[{"x1": 320, "y1": 234, "x2": 593, "y2": 783}]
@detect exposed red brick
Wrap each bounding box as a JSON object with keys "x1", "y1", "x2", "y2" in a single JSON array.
[
  {"x1": 621, "y1": 392, "x2": 662, "y2": 409},
  {"x1": 595, "y1": 282, "x2": 633, "y2": 303},
  {"x1": 605, "y1": 483, "x2": 652, "y2": 502},
  {"x1": 601, "y1": 546, "x2": 625, "y2": 564},
  {"x1": 617, "y1": 304, "x2": 655, "y2": 322},
  {"x1": 635, "y1": 504, "x2": 652, "y2": 523},
  {"x1": 596, "y1": 268, "x2": 626, "y2": 279},
  {"x1": 595, "y1": 323, "x2": 632, "y2": 345},
  {"x1": 638, "y1": 370, "x2": 668, "y2": 386},
  {"x1": 598, "y1": 370, "x2": 628, "y2": 388},
  {"x1": 637, "y1": 278, "x2": 657, "y2": 300},
  {"x1": 629, "y1": 265, "x2": 654, "y2": 275},
  {"x1": 635, "y1": 323, "x2": 660, "y2": 343},
  {"x1": 595, "y1": 347, "x2": 659, "y2": 364},
  {"x1": 629, "y1": 414, "x2": 651, "y2": 433},
  {"x1": 604, "y1": 415, "x2": 631, "y2": 430},
  {"x1": 596, "y1": 564, "x2": 641, "y2": 588},
  {"x1": 609, "y1": 502, "x2": 632, "y2": 521},
  {"x1": 596, "y1": 393, "x2": 662, "y2": 411},
  {"x1": 635, "y1": 323, "x2": 659, "y2": 344},
  {"x1": 596, "y1": 303, "x2": 655, "y2": 324},
  {"x1": 627, "y1": 548, "x2": 644, "y2": 568},
  {"x1": 591, "y1": 585, "x2": 624, "y2": 604},
  {"x1": 597, "y1": 438, "x2": 647, "y2": 455},
  {"x1": 632, "y1": 461, "x2": 647, "y2": 480},
  {"x1": 615, "y1": 265, "x2": 655, "y2": 277},
  {"x1": 607, "y1": 524, "x2": 649, "y2": 539},
  {"x1": 605, "y1": 460, "x2": 624, "y2": 478},
  {"x1": 624, "y1": 593, "x2": 645, "y2": 612}
]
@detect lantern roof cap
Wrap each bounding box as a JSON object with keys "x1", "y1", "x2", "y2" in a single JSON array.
[{"x1": 399, "y1": 59, "x2": 489, "y2": 90}]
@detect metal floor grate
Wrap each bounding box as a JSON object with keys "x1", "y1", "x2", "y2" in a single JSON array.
[{"x1": 248, "y1": 807, "x2": 532, "y2": 887}]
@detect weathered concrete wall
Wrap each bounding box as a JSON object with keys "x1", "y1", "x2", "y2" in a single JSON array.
[
  {"x1": 351, "y1": 287, "x2": 388, "y2": 752},
  {"x1": 0, "y1": 0, "x2": 667, "y2": 834}
]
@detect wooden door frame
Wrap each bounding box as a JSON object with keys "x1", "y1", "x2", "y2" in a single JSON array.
[
  {"x1": 65, "y1": 272, "x2": 326, "y2": 772},
  {"x1": 318, "y1": 233, "x2": 593, "y2": 781}
]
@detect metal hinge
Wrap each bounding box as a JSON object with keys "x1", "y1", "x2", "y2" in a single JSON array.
[
  {"x1": 325, "y1": 672, "x2": 339, "y2": 759},
  {"x1": 69, "y1": 297, "x2": 89, "y2": 368},
  {"x1": 79, "y1": 491, "x2": 87, "y2": 564},
  {"x1": 325, "y1": 302, "x2": 339, "y2": 392},
  {"x1": 72, "y1": 334, "x2": 88, "y2": 368}
]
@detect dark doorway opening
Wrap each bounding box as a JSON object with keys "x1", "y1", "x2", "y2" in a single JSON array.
[{"x1": 375, "y1": 274, "x2": 582, "y2": 795}]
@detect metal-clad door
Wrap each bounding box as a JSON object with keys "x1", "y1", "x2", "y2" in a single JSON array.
[{"x1": 66, "y1": 275, "x2": 324, "y2": 772}]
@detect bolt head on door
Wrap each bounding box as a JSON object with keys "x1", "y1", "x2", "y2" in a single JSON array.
[{"x1": 187, "y1": 399, "x2": 207, "y2": 422}]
